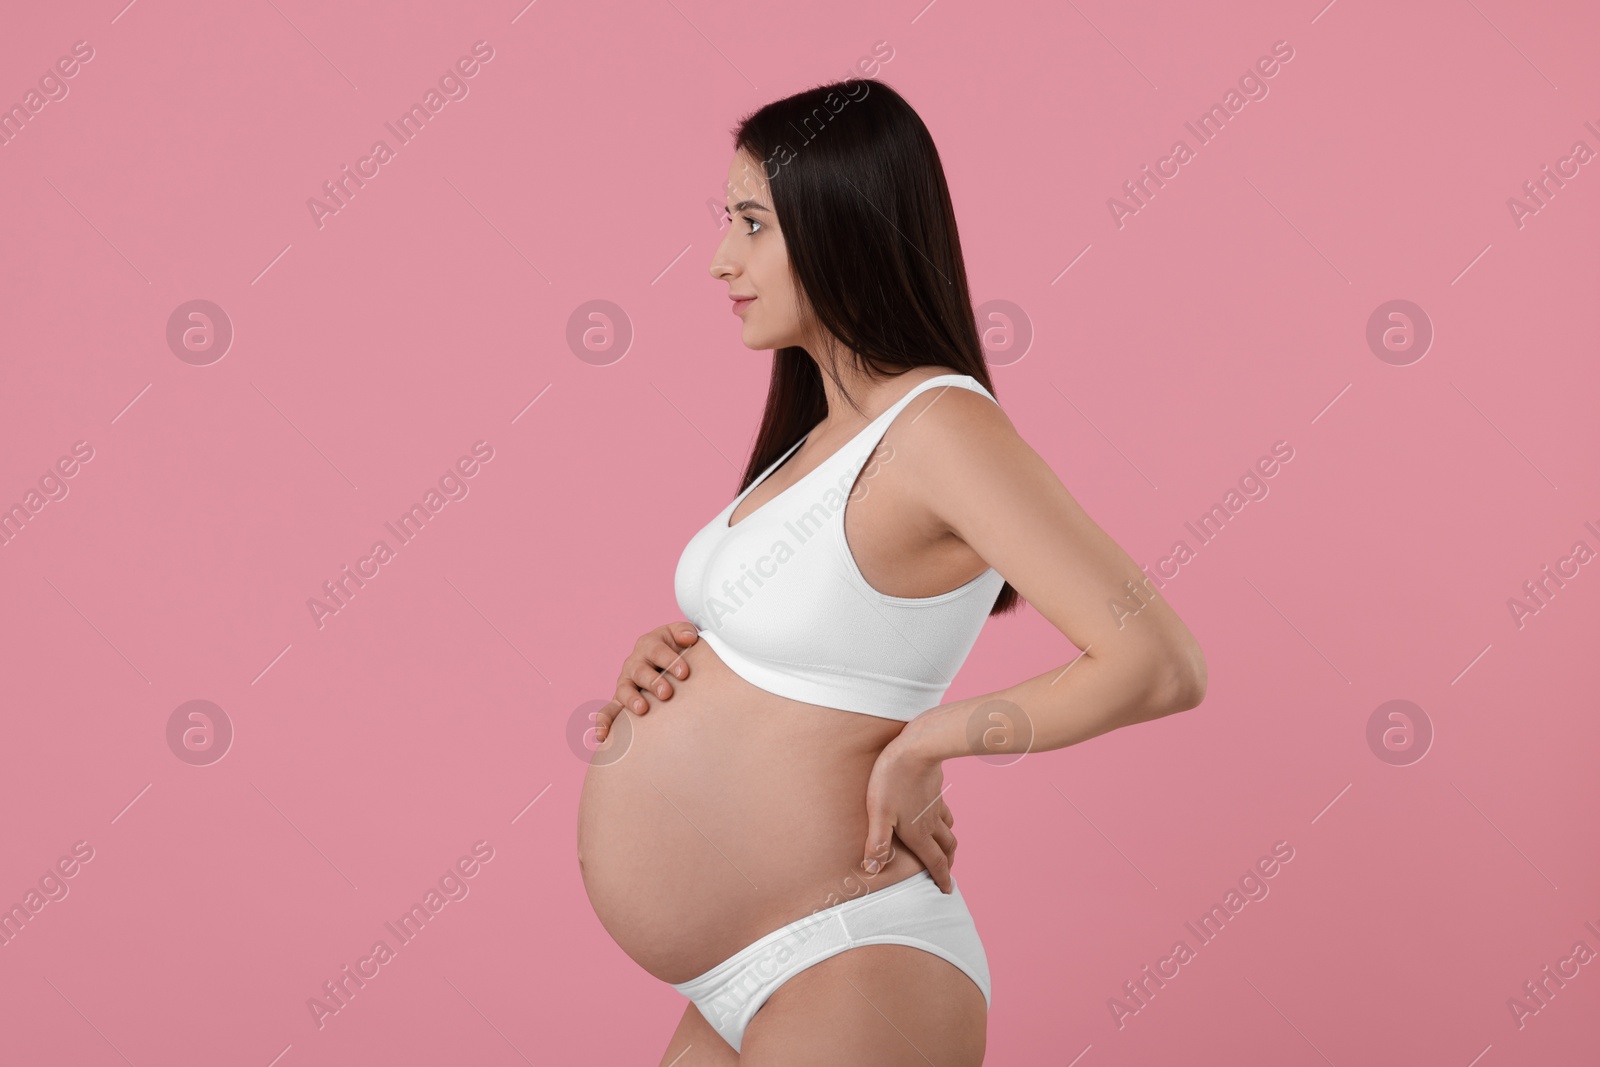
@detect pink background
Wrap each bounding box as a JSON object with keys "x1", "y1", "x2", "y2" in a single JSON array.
[{"x1": 2, "y1": 0, "x2": 1597, "y2": 1063}]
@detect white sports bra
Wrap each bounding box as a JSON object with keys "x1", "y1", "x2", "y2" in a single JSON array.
[{"x1": 674, "y1": 374, "x2": 1005, "y2": 721}]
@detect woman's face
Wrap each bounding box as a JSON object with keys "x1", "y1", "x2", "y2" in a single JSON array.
[{"x1": 710, "y1": 150, "x2": 809, "y2": 352}]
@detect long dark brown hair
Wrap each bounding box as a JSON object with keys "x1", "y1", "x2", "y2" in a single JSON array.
[{"x1": 729, "y1": 78, "x2": 1020, "y2": 615}]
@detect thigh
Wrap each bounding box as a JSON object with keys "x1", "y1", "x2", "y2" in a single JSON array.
[
  {"x1": 740, "y1": 945, "x2": 987, "y2": 1066},
  {"x1": 659, "y1": 1001, "x2": 740, "y2": 1067}
]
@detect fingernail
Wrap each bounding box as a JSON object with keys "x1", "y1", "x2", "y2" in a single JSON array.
[{"x1": 863, "y1": 859, "x2": 881, "y2": 874}]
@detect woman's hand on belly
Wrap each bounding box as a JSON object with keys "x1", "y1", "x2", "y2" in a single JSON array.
[
  {"x1": 861, "y1": 737, "x2": 958, "y2": 893},
  {"x1": 595, "y1": 621, "x2": 700, "y2": 742},
  {"x1": 578, "y1": 637, "x2": 946, "y2": 982}
]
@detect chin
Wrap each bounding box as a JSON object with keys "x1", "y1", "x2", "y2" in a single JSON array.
[{"x1": 741, "y1": 324, "x2": 796, "y2": 351}]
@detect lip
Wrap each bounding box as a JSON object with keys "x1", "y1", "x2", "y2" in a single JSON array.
[{"x1": 730, "y1": 295, "x2": 756, "y2": 316}]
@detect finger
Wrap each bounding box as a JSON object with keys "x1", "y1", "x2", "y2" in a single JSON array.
[
  {"x1": 614, "y1": 680, "x2": 649, "y2": 716},
  {"x1": 862, "y1": 813, "x2": 894, "y2": 875},
  {"x1": 643, "y1": 639, "x2": 691, "y2": 679},
  {"x1": 907, "y1": 825, "x2": 954, "y2": 894},
  {"x1": 628, "y1": 663, "x2": 674, "y2": 701},
  {"x1": 592, "y1": 700, "x2": 619, "y2": 741},
  {"x1": 650, "y1": 623, "x2": 696, "y2": 656},
  {"x1": 937, "y1": 800, "x2": 954, "y2": 828}
]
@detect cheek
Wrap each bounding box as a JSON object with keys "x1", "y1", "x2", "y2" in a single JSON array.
[{"x1": 755, "y1": 251, "x2": 792, "y2": 304}]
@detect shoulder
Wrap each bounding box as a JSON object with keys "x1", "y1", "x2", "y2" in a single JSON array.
[
  {"x1": 895, "y1": 376, "x2": 1017, "y2": 452},
  {"x1": 891, "y1": 378, "x2": 1052, "y2": 532}
]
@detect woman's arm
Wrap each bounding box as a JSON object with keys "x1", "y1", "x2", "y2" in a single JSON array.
[
  {"x1": 857, "y1": 385, "x2": 1206, "y2": 886},
  {"x1": 902, "y1": 385, "x2": 1206, "y2": 763}
]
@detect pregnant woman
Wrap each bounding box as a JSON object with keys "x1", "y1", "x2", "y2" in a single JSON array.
[{"x1": 577, "y1": 79, "x2": 1207, "y2": 1065}]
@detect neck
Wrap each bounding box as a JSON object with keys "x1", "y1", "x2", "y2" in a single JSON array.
[{"x1": 806, "y1": 336, "x2": 940, "y2": 433}]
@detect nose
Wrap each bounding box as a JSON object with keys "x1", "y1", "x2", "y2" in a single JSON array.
[{"x1": 709, "y1": 230, "x2": 740, "y2": 281}]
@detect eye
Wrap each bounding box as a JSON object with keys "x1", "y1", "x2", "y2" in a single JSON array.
[{"x1": 724, "y1": 211, "x2": 761, "y2": 236}]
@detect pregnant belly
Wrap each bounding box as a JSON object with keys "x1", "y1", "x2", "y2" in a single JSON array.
[{"x1": 576, "y1": 637, "x2": 932, "y2": 984}]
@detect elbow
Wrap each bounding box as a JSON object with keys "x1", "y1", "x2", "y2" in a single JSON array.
[
  {"x1": 1100, "y1": 633, "x2": 1208, "y2": 727},
  {"x1": 1156, "y1": 637, "x2": 1207, "y2": 714}
]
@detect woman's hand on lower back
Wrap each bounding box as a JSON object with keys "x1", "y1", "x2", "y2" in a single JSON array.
[
  {"x1": 594, "y1": 622, "x2": 700, "y2": 742},
  {"x1": 861, "y1": 738, "x2": 958, "y2": 893}
]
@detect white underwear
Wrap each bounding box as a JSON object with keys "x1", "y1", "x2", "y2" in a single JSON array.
[{"x1": 670, "y1": 868, "x2": 992, "y2": 1052}]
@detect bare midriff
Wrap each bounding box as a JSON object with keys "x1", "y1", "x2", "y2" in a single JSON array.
[{"x1": 576, "y1": 636, "x2": 931, "y2": 985}]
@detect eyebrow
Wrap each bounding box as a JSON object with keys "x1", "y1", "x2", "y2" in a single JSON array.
[{"x1": 727, "y1": 200, "x2": 771, "y2": 213}]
